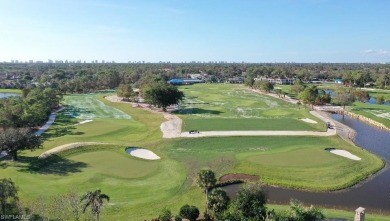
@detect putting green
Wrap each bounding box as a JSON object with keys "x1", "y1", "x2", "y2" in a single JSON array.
[
  {"x1": 68, "y1": 150, "x2": 159, "y2": 179},
  {"x1": 247, "y1": 148, "x2": 340, "y2": 167},
  {"x1": 167, "y1": 136, "x2": 383, "y2": 191}
]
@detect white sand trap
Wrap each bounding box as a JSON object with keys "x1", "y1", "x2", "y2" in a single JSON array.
[
  {"x1": 300, "y1": 118, "x2": 317, "y2": 124},
  {"x1": 77, "y1": 119, "x2": 93, "y2": 125},
  {"x1": 126, "y1": 148, "x2": 160, "y2": 160},
  {"x1": 330, "y1": 149, "x2": 361, "y2": 161}
]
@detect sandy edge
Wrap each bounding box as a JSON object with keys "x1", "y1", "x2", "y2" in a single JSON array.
[
  {"x1": 77, "y1": 119, "x2": 93, "y2": 125},
  {"x1": 300, "y1": 118, "x2": 317, "y2": 124},
  {"x1": 330, "y1": 149, "x2": 361, "y2": 161},
  {"x1": 105, "y1": 95, "x2": 182, "y2": 138},
  {"x1": 38, "y1": 142, "x2": 108, "y2": 159},
  {"x1": 126, "y1": 148, "x2": 160, "y2": 160}
]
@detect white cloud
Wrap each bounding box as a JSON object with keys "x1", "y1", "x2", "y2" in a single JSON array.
[{"x1": 362, "y1": 49, "x2": 389, "y2": 55}]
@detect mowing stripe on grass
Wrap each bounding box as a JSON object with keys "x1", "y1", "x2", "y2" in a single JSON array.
[{"x1": 62, "y1": 94, "x2": 131, "y2": 120}]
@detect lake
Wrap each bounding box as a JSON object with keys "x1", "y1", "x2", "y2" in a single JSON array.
[
  {"x1": 223, "y1": 114, "x2": 390, "y2": 213},
  {"x1": 0, "y1": 92, "x2": 19, "y2": 98}
]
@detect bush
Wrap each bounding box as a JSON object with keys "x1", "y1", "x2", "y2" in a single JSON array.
[
  {"x1": 158, "y1": 208, "x2": 172, "y2": 221},
  {"x1": 179, "y1": 204, "x2": 199, "y2": 221}
]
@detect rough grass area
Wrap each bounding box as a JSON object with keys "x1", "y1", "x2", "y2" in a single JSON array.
[
  {"x1": 176, "y1": 84, "x2": 326, "y2": 131},
  {"x1": 166, "y1": 136, "x2": 384, "y2": 191}
]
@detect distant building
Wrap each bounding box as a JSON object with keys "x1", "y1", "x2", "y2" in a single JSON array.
[
  {"x1": 226, "y1": 77, "x2": 244, "y2": 84},
  {"x1": 255, "y1": 77, "x2": 294, "y2": 85},
  {"x1": 168, "y1": 79, "x2": 205, "y2": 85}
]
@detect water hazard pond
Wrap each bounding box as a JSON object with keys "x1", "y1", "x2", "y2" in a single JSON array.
[
  {"x1": 0, "y1": 92, "x2": 19, "y2": 98},
  {"x1": 223, "y1": 114, "x2": 390, "y2": 213}
]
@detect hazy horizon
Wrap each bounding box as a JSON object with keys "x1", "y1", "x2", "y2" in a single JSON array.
[{"x1": 1, "y1": 0, "x2": 389, "y2": 63}]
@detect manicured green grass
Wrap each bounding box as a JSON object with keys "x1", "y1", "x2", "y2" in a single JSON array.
[
  {"x1": 350, "y1": 102, "x2": 390, "y2": 128},
  {"x1": 0, "y1": 88, "x2": 22, "y2": 93},
  {"x1": 183, "y1": 118, "x2": 324, "y2": 131},
  {"x1": 166, "y1": 136, "x2": 384, "y2": 191},
  {"x1": 176, "y1": 84, "x2": 326, "y2": 131},
  {"x1": 0, "y1": 91, "x2": 387, "y2": 220},
  {"x1": 364, "y1": 88, "x2": 390, "y2": 101},
  {"x1": 62, "y1": 94, "x2": 131, "y2": 120},
  {"x1": 1, "y1": 145, "x2": 188, "y2": 220},
  {"x1": 39, "y1": 94, "x2": 164, "y2": 152}
]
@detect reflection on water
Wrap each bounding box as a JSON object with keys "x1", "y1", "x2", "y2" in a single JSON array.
[
  {"x1": 367, "y1": 97, "x2": 390, "y2": 105},
  {"x1": 0, "y1": 93, "x2": 19, "y2": 98},
  {"x1": 223, "y1": 114, "x2": 390, "y2": 213}
]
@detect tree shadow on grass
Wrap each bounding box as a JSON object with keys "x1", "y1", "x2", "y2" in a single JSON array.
[
  {"x1": 174, "y1": 108, "x2": 224, "y2": 115},
  {"x1": 0, "y1": 161, "x2": 8, "y2": 169},
  {"x1": 41, "y1": 126, "x2": 85, "y2": 141},
  {"x1": 15, "y1": 155, "x2": 87, "y2": 176}
]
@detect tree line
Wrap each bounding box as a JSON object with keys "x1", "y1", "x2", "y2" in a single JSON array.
[
  {"x1": 1, "y1": 63, "x2": 390, "y2": 92},
  {"x1": 0, "y1": 87, "x2": 62, "y2": 160},
  {"x1": 0, "y1": 178, "x2": 109, "y2": 221}
]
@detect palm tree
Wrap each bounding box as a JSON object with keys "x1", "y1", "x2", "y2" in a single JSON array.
[
  {"x1": 81, "y1": 189, "x2": 109, "y2": 221},
  {"x1": 196, "y1": 169, "x2": 217, "y2": 216}
]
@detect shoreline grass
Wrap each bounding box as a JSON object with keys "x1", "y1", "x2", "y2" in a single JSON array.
[{"x1": 0, "y1": 88, "x2": 22, "y2": 93}]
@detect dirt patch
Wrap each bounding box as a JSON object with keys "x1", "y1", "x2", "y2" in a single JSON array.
[{"x1": 219, "y1": 173, "x2": 260, "y2": 182}]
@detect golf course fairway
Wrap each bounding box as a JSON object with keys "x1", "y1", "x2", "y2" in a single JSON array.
[{"x1": 0, "y1": 84, "x2": 385, "y2": 220}]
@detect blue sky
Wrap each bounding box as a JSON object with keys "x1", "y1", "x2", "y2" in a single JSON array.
[{"x1": 0, "y1": 0, "x2": 389, "y2": 63}]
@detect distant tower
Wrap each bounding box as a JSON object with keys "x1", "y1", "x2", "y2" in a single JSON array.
[{"x1": 354, "y1": 207, "x2": 365, "y2": 221}]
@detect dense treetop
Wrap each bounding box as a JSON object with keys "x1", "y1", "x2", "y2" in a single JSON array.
[{"x1": 1, "y1": 63, "x2": 389, "y2": 90}]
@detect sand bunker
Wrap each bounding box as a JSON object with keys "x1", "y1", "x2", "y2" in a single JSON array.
[
  {"x1": 329, "y1": 149, "x2": 361, "y2": 161},
  {"x1": 300, "y1": 118, "x2": 317, "y2": 124},
  {"x1": 77, "y1": 119, "x2": 93, "y2": 125},
  {"x1": 126, "y1": 148, "x2": 160, "y2": 160}
]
